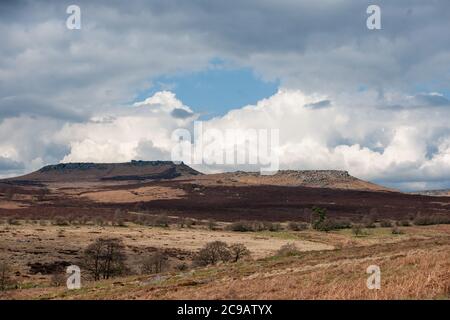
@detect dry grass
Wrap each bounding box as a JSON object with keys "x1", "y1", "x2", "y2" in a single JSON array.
[
  {"x1": 83, "y1": 186, "x2": 186, "y2": 203},
  {"x1": 1, "y1": 225, "x2": 448, "y2": 300},
  {"x1": 0, "y1": 222, "x2": 331, "y2": 285}
]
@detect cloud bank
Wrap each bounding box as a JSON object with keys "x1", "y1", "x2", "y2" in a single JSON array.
[{"x1": 1, "y1": 0, "x2": 450, "y2": 190}]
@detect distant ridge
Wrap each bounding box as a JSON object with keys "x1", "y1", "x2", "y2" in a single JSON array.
[
  {"x1": 4, "y1": 161, "x2": 391, "y2": 192},
  {"x1": 195, "y1": 170, "x2": 393, "y2": 192},
  {"x1": 7, "y1": 160, "x2": 202, "y2": 182},
  {"x1": 412, "y1": 189, "x2": 450, "y2": 197}
]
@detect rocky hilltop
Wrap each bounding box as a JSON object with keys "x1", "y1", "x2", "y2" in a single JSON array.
[
  {"x1": 7, "y1": 160, "x2": 201, "y2": 182},
  {"x1": 196, "y1": 170, "x2": 392, "y2": 192},
  {"x1": 4, "y1": 161, "x2": 391, "y2": 192}
]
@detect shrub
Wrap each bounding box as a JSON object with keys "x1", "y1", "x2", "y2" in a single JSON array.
[
  {"x1": 184, "y1": 218, "x2": 195, "y2": 228},
  {"x1": 6, "y1": 218, "x2": 20, "y2": 225},
  {"x1": 362, "y1": 215, "x2": 376, "y2": 228},
  {"x1": 276, "y1": 243, "x2": 301, "y2": 257},
  {"x1": 287, "y1": 221, "x2": 309, "y2": 231},
  {"x1": 227, "y1": 221, "x2": 255, "y2": 232},
  {"x1": 207, "y1": 219, "x2": 218, "y2": 230},
  {"x1": 397, "y1": 220, "x2": 411, "y2": 227},
  {"x1": 175, "y1": 263, "x2": 189, "y2": 272},
  {"x1": 379, "y1": 220, "x2": 392, "y2": 227},
  {"x1": 311, "y1": 207, "x2": 327, "y2": 230},
  {"x1": 413, "y1": 215, "x2": 450, "y2": 226},
  {"x1": 314, "y1": 218, "x2": 347, "y2": 232},
  {"x1": 193, "y1": 241, "x2": 232, "y2": 266},
  {"x1": 352, "y1": 224, "x2": 365, "y2": 237},
  {"x1": 77, "y1": 216, "x2": 90, "y2": 225},
  {"x1": 94, "y1": 217, "x2": 106, "y2": 226},
  {"x1": 82, "y1": 238, "x2": 127, "y2": 281},
  {"x1": 152, "y1": 214, "x2": 170, "y2": 228},
  {"x1": 264, "y1": 222, "x2": 282, "y2": 232},
  {"x1": 229, "y1": 244, "x2": 251, "y2": 262},
  {"x1": 249, "y1": 221, "x2": 266, "y2": 232},
  {"x1": 391, "y1": 226, "x2": 404, "y2": 235},
  {"x1": 53, "y1": 216, "x2": 70, "y2": 226},
  {"x1": 177, "y1": 218, "x2": 191, "y2": 228},
  {"x1": 330, "y1": 219, "x2": 352, "y2": 230},
  {"x1": 228, "y1": 221, "x2": 284, "y2": 232},
  {"x1": 50, "y1": 272, "x2": 66, "y2": 287}
]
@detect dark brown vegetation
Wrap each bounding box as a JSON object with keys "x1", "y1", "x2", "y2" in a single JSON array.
[
  {"x1": 140, "y1": 250, "x2": 169, "y2": 274},
  {"x1": 1, "y1": 161, "x2": 450, "y2": 225},
  {"x1": 0, "y1": 259, "x2": 13, "y2": 291},
  {"x1": 193, "y1": 241, "x2": 250, "y2": 266},
  {"x1": 82, "y1": 238, "x2": 127, "y2": 281}
]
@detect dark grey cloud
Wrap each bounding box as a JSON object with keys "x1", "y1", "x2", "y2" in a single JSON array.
[
  {"x1": 379, "y1": 93, "x2": 450, "y2": 111},
  {"x1": 416, "y1": 93, "x2": 450, "y2": 107},
  {"x1": 0, "y1": 96, "x2": 87, "y2": 121},
  {"x1": 304, "y1": 100, "x2": 331, "y2": 109},
  {"x1": 171, "y1": 108, "x2": 194, "y2": 119},
  {"x1": 0, "y1": 156, "x2": 24, "y2": 171}
]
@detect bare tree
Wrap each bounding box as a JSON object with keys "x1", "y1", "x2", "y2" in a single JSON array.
[
  {"x1": 82, "y1": 238, "x2": 127, "y2": 281},
  {"x1": 229, "y1": 244, "x2": 250, "y2": 263},
  {"x1": 140, "y1": 250, "x2": 168, "y2": 274},
  {"x1": 194, "y1": 241, "x2": 231, "y2": 266}
]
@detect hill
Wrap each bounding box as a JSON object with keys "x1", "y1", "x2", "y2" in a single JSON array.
[
  {"x1": 195, "y1": 170, "x2": 391, "y2": 192},
  {"x1": 7, "y1": 160, "x2": 201, "y2": 183}
]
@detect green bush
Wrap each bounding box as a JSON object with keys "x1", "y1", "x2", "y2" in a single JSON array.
[{"x1": 311, "y1": 207, "x2": 327, "y2": 230}]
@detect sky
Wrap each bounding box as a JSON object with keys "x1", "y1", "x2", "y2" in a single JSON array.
[{"x1": 1, "y1": 0, "x2": 450, "y2": 191}]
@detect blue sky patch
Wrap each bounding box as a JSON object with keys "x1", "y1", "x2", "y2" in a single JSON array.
[{"x1": 135, "y1": 65, "x2": 279, "y2": 118}]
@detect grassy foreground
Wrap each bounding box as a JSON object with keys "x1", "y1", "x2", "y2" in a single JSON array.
[{"x1": 1, "y1": 224, "x2": 449, "y2": 300}]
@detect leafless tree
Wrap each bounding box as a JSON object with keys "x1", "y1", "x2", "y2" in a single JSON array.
[
  {"x1": 194, "y1": 241, "x2": 231, "y2": 266},
  {"x1": 82, "y1": 238, "x2": 127, "y2": 281},
  {"x1": 140, "y1": 250, "x2": 168, "y2": 274},
  {"x1": 229, "y1": 244, "x2": 250, "y2": 262}
]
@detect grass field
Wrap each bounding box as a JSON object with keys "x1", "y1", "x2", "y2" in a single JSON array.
[{"x1": 1, "y1": 222, "x2": 448, "y2": 300}]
